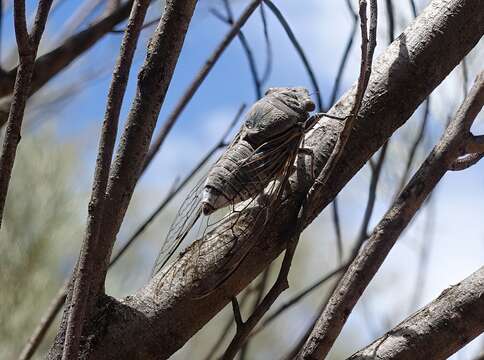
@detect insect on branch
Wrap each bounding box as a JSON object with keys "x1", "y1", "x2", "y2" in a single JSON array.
[{"x1": 221, "y1": 2, "x2": 378, "y2": 357}]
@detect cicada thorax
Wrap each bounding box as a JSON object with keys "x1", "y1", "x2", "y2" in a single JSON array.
[{"x1": 201, "y1": 88, "x2": 315, "y2": 216}]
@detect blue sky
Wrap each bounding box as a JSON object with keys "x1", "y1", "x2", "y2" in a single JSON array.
[{"x1": 6, "y1": 0, "x2": 483, "y2": 358}]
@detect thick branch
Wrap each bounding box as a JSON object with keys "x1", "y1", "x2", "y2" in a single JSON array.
[
  {"x1": 296, "y1": 71, "x2": 484, "y2": 359},
  {"x1": 44, "y1": 1, "x2": 483, "y2": 358},
  {"x1": 61, "y1": 1, "x2": 150, "y2": 358},
  {"x1": 348, "y1": 266, "x2": 484, "y2": 360},
  {"x1": 48, "y1": 1, "x2": 198, "y2": 359}
]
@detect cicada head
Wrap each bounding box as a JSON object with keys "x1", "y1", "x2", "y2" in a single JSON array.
[
  {"x1": 265, "y1": 87, "x2": 315, "y2": 113},
  {"x1": 243, "y1": 87, "x2": 315, "y2": 145}
]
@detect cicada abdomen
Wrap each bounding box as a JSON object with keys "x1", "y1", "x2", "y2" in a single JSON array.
[{"x1": 152, "y1": 87, "x2": 316, "y2": 279}]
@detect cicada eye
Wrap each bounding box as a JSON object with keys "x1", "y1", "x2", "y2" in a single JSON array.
[{"x1": 304, "y1": 99, "x2": 315, "y2": 112}]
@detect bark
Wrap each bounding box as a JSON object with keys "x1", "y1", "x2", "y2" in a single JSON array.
[
  {"x1": 61, "y1": 1, "x2": 150, "y2": 358},
  {"x1": 0, "y1": 0, "x2": 137, "y2": 98},
  {"x1": 0, "y1": 0, "x2": 53, "y2": 226},
  {"x1": 0, "y1": 0, "x2": 153, "y2": 127},
  {"x1": 348, "y1": 266, "x2": 484, "y2": 360},
  {"x1": 49, "y1": 0, "x2": 484, "y2": 358},
  {"x1": 47, "y1": 0, "x2": 198, "y2": 359},
  {"x1": 296, "y1": 71, "x2": 484, "y2": 359}
]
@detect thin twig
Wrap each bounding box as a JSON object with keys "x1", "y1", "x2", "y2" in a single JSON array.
[
  {"x1": 355, "y1": 141, "x2": 388, "y2": 247},
  {"x1": 303, "y1": 0, "x2": 377, "y2": 226},
  {"x1": 355, "y1": 0, "x2": 393, "y2": 249},
  {"x1": 250, "y1": 264, "x2": 347, "y2": 337},
  {"x1": 215, "y1": 0, "x2": 262, "y2": 100},
  {"x1": 17, "y1": 283, "x2": 68, "y2": 360},
  {"x1": 409, "y1": 0, "x2": 418, "y2": 17},
  {"x1": 262, "y1": 0, "x2": 323, "y2": 111},
  {"x1": 283, "y1": 280, "x2": 341, "y2": 360},
  {"x1": 111, "y1": 16, "x2": 159, "y2": 34},
  {"x1": 331, "y1": 199, "x2": 344, "y2": 264},
  {"x1": 203, "y1": 288, "x2": 254, "y2": 360},
  {"x1": 240, "y1": 267, "x2": 270, "y2": 359},
  {"x1": 0, "y1": 0, "x2": 53, "y2": 227},
  {"x1": 328, "y1": 0, "x2": 359, "y2": 263},
  {"x1": 408, "y1": 193, "x2": 436, "y2": 311},
  {"x1": 231, "y1": 297, "x2": 244, "y2": 330},
  {"x1": 142, "y1": 0, "x2": 262, "y2": 174},
  {"x1": 384, "y1": 0, "x2": 395, "y2": 44},
  {"x1": 259, "y1": 3, "x2": 272, "y2": 85},
  {"x1": 222, "y1": 234, "x2": 300, "y2": 359},
  {"x1": 329, "y1": 0, "x2": 358, "y2": 106},
  {"x1": 295, "y1": 71, "x2": 484, "y2": 359},
  {"x1": 62, "y1": 1, "x2": 150, "y2": 358}
]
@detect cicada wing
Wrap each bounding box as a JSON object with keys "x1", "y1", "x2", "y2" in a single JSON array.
[
  {"x1": 193, "y1": 139, "x2": 302, "y2": 297},
  {"x1": 151, "y1": 175, "x2": 206, "y2": 277},
  {"x1": 239, "y1": 125, "x2": 303, "y2": 186},
  {"x1": 151, "y1": 131, "x2": 247, "y2": 278}
]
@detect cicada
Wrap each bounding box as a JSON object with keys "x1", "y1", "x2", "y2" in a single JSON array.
[{"x1": 152, "y1": 87, "x2": 317, "y2": 280}]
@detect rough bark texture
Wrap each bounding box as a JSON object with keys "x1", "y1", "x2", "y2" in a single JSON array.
[
  {"x1": 48, "y1": 0, "x2": 484, "y2": 358},
  {"x1": 348, "y1": 266, "x2": 484, "y2": 360},
  {"x1": 61, "y1": 1, "x2": 150, "y2": 358},
  {"x1": 296, "y1": 71, "x2": 484, "y2": 359},
  {"x1": 47, "y1": 1, "x2": 198, "y2": 359}
]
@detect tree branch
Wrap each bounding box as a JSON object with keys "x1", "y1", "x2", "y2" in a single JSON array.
[
  {"x1": 43, "y1": 1, "x2": 484, "y2": 358},
  {"x1": 48, "y1": 1, "x2": 199, "y2": 359},
  {"x1": 0, "y1": 0, "x2": 53, "y2": 227},
  {"x1": 0, "y1": 0, "x2": 151, "y2": 127},
  {"x1": 302, "y1": 0, "x2": 377, "y2": 219},
  {"x1": 61, "y1": 1, "x2": 150, "y2": 358},
  {"x1": 295, "y1": 70, "x2": 484, "y2": 359},
  {"x1": 348, "y1": 266, "x2": 484, "y2": 360},
  {"x1": 142, "y1": 0, "x2": 262, "y2": 174}
]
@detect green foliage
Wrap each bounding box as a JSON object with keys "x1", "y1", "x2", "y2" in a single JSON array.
[{"x1": 0, "y1": 127, "x2": 84, "y2": 359}]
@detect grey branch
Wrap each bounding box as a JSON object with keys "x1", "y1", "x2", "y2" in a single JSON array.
[
  {"x1": 0, "y1": 0, "x2": 53, "y2": 227},
  {"x1": 295, "y1": 71, "x2": 484, "y2": 359},
  {"x1": 0, "y1": 0, "x2": 148, "y2": 127},
  {"x1": 348, "y1": 266, "x2": 484, "y2": 360},
  {"x1": 44, "y1": 1, "x2": 484, "y2": 358},
  {"x1": 47, "y1": 0, "x2": 198, "y2": 358},
  {"x1": 142, "y1": 0, "x2": 262, "y2": 174},
  {"x1": 61, "y1": 1, "x2": 150, "y2": 358}
]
